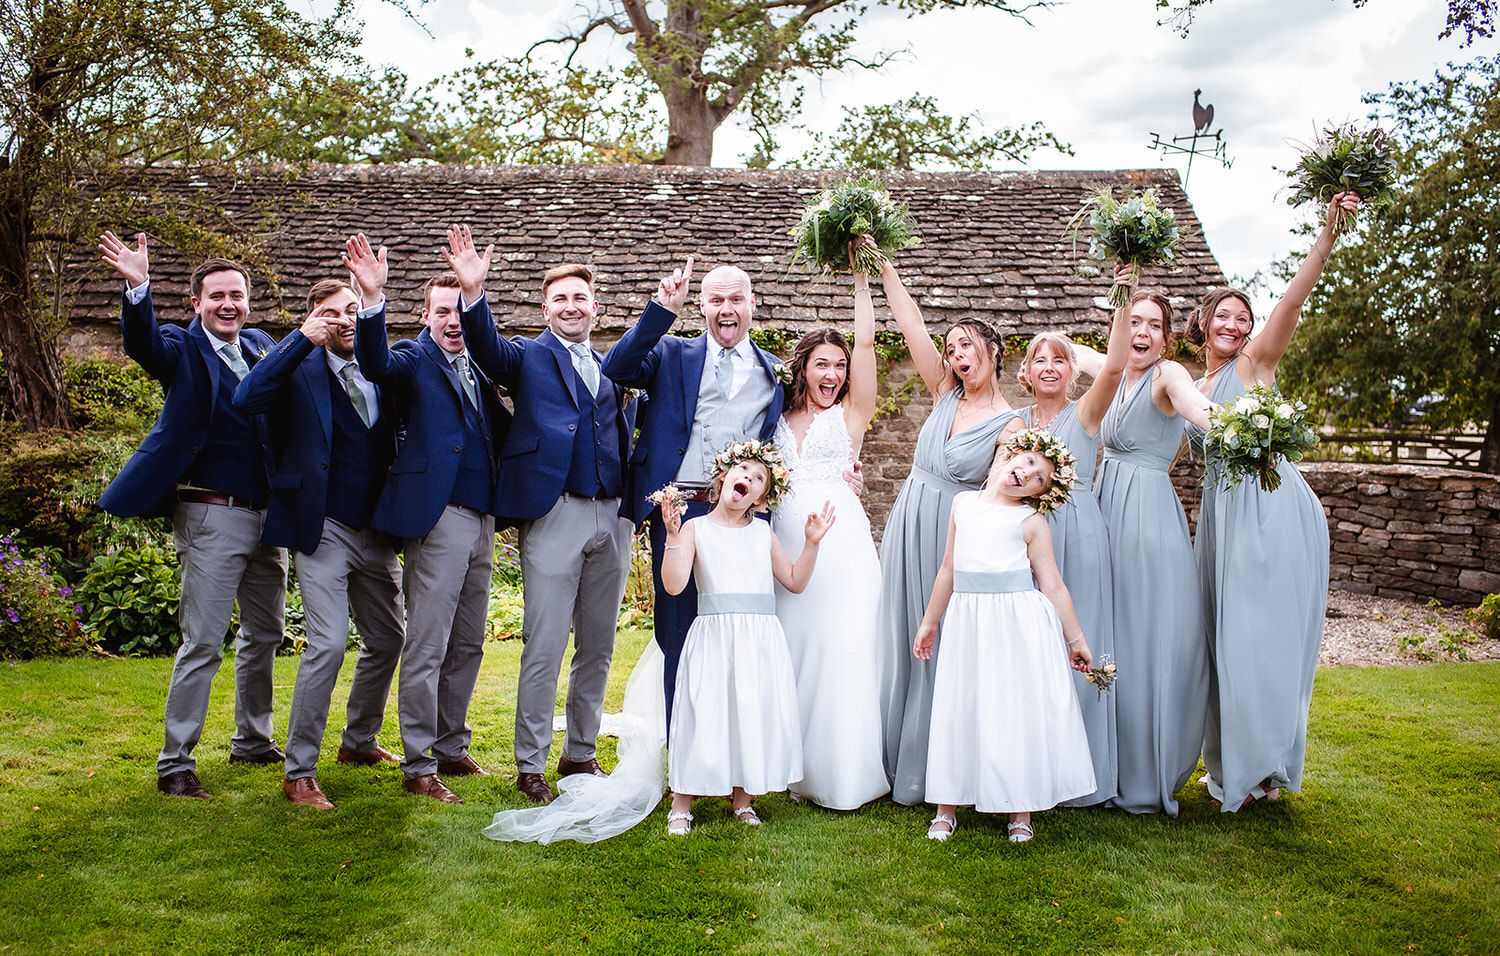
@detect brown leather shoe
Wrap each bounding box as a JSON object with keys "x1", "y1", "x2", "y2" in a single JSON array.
[
  {"x1": 283, "y1": 776, "x2": 335, "y2": 810},
  {"x1": 403, "y1": 773, "x2": 463, "y2": 804},
  {"x1": 436, "y1": 755, "x2": 490, "y2": 777},
  {"x1": 557, "y1": 756, "x2": 606, "y2": 777},
  {"x1": 158, "y1": 769, "x2": 211, "y2": 800},
  {"x1": 336, "y1": 744, "x2": 401, "y2": 766},
  {"x1": 517, "y1": 772, "x2": 555, "y2": 804},
  {"x1": 229, "y1": 745, "x2": 286, "y2": 766}
]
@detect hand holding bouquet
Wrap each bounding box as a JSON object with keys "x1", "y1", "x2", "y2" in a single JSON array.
[
  {"x1": 792, "y1": 176, "x2": 919, "y2": 275},
  {"x1": 1286, "y1": 123, "x2": 1397, "y2": 234},
  {"x1": 1083, "y1": 654, "x2": 1118, "y2": 701},
  {"x1": 1202, "y1": 383, "x2": 1318, "y2": 493},
  {"x1": 1068, "y1": 186, "x2": 1184, "y2": 307}
]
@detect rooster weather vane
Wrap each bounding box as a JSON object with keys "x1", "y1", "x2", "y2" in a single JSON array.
[{"x1": 1148, "y1": 88, "x2": 1233, "y2": 185}]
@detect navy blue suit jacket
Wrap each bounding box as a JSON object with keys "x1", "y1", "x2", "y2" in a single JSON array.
[
  {"x1": 354, "y1": 305, "x2": 511, "y2": 540},
  {"x1": 459, "y1": 298, "x2": 635, "y2": 522},
  {"x1": 599, "y1": 301, "x2": 784, "y2": 527},
  {"x1": 98, "y1": 287, "x2": 276, "y2": 519},
  {"x1": 231, "y1": 330, "x2": 398, "y2": 554}
]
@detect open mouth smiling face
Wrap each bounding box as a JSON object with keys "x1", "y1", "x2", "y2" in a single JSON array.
[
  {"x1": 722, "y1": 461, "x2": 769, "y2": 508},
  {"x1": 424, "y1": 286, "x2": 465, "y2": 355},
  {"x1": 1127, "y1": 300, "x2": 1166, "y2": 368},
  {"x1": 805, "y1": 343, "x2": 848, "y2": 409}
]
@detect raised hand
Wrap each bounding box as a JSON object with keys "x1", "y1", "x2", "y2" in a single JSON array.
[
  {"x1": 99, "y1": 231, "x2": 150, "y2": 288},
  {"x1": 441, "y1": 223, "x2": 493, "y2": 300},
  {"x1": 1111, "y1": 262, "x2": 1138, "y2": 294},
  {"x1": 804, "y1": 501, "x2": 836, "y2": 544},
  {"x1": 342, "y1": 233, "x2": 388, "y2": 304},
  {"x1": 660, "y1": 496, "x2": 684, "y2": 536},
  {"x1": 1325, "y1": 191, "x2": 1360, "y2": 233},
  {"x1": 298, "y1": 310, "x2": 345, "y2": 348},
  {"x1": 913, "y1": 621, "x2": 938, "y2": 660},
  {"x1": 653, "y1": 256, "x2": 695, "y2": 313}
]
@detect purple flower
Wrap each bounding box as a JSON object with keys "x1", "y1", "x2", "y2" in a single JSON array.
[
  {"x1": 73, "y1": 605, "x2": 84, "y2": 617},
  {"x1": 60, "y1": 587, "x2": 72, "y2": 597},
  {"x1": 5, "y1": 609, "x2": 18, "y2": 623}
]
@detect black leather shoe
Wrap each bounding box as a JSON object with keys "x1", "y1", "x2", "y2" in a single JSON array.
[
  {"x1": 229, "y1": 745, "x2": 286, "y2": 765},
  {"x1": 158, "y1": 769, "x2": 211, "y2": 799}
]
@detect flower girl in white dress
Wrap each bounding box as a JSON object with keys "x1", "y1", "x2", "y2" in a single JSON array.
[
  {"x1": 659, "y1": 440, "x2": 836, "y2": 835},
  {"x1": 914, "y1": 430, "x2": 1096, "y2": 844}
]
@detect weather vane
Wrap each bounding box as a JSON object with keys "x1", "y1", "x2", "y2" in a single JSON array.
[{"x1": 1147, "y1": 88, "x2": 1233, "y2": 186}]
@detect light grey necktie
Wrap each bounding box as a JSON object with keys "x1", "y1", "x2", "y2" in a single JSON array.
[
  {"x1": 715, "y1": 346, "x2": 734, "y2": 396},
  {"x1": 221, "y1": 341, "x2": 250, "y2": 380},
  {"x1": 570, "y1": 343, "x2": 599, "y2": 398},
  {"x1": 453, "y1": 353, "x2": 479, "y2": 409},
  {"x1": 339, "y1": 363, "x2": 373, "y2": 428}
]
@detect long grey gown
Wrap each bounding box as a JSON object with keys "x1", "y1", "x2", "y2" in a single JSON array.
[
  {"x1": 1094, "y1": 365, "x2": 1208, "y2": 817},
  {"x1": 1019, "y1": 402, "x2": 1117, "y2": 806},
  {"x1": 877, "y1": 388, "x2": 1017, "y2": 806},
  {"x1": 1190, "y1": 356, "x2": 1329, "y2": 811}
]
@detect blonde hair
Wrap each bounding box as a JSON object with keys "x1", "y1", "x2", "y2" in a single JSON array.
[{"x1": 1017, "y1": 332, "x2": 1079, "y2": 396}]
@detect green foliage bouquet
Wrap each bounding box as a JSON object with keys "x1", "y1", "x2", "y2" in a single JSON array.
[
  {"x1": 792, "y1": 176, "x2": 919, "y2": 275},
  {"x1": 1286, "y1": 122, "x2": 1398, "y2": 234},
  {"x1": 1069, "y1": 186, "x2": 1184, "y2": 307},
  {"x1": 1202, "y1": 383, "x2": 1318, "y2": 493}
]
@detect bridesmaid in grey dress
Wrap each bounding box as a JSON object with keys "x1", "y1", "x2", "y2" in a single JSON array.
[
  {"x1": 1094, "y1": 290, "x2": 1213, "y2": 817},
  {"x1": 869, "y1": 246, "x2": 1020, "y2": 806},
  {"x1": 1188, "y1": 194, "x2": 1359, "y2": 811},
  {"x1": 1014, "y1": 266, "x2": 1135, "y2": 806}
]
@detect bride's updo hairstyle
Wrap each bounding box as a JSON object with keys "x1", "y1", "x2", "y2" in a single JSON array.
[
  {"x1": 785, "y1": 329, "x2": 853, "y2": 413},
  {"x1": 942, "y1": 318, "x2": 1006, "y2": 394},
  {"x1": 1184, "y1": 289, "x2": 1255, "y2": 357}
]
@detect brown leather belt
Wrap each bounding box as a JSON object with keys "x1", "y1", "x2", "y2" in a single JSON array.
[
  {"x1": 678, "y1": 485, "x2": 714, "y2": 503},
  {"x1": 178, "y1": 490, "x2": 261, "y2": 509}
]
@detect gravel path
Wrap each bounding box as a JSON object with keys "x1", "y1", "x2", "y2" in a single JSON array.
[{"x1": 1320, "y1": 589, "x2": 1499, "y2": 666}]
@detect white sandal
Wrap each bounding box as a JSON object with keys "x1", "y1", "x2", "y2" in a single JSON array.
[
  {"x1": 926, "y1": 812, "x2": 957, "y2": 842},
  {"x1": 666, "y1": 810, "x2": 693, "y2": 836},
  {"x1": 733, "y1": 805, "x2": 762, "y2": 826},
  {"x1": 1007, "y1": 820, "x2": 1034, "y2": 844}
]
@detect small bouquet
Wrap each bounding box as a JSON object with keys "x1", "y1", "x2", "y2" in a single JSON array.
[
  {"x1": 1202, "y1": 383, "x2": 1318, "y2": 493},
  {"x1": 646, "y1": 484, "x2": 686, "y2": 515},
  {"x1": 1067, "y1": 186, "x2": 1184, "y2": 307},
  {"x1": 792, "y1": 176, "x2": 919, "y2": 275},
  {"x1": 1083, "y1": 654, "x2": 1117, "y2": 701},
  {"x1": 1286, "y1": 122, "x2": 1398, "y2": 234}
]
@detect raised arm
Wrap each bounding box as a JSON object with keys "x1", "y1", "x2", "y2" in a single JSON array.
[
  {"x1": 599, "y1": 257, "x2": 693, "y2": 389},
  {"x1": 772, "y1": 501, "x2": 835, "y2": 593},
  {"x1": 1076, "y1": 265, "x2": 1139, "y2": 434},
  {"x1": 845, "y1": 239, "x2": 881, "y2": 448},
  {"x1": 99, "y1": 231, "x2": 180, "y2": 381},
  {"x1": 233, "y1": 327, "x2": 317, "y2": 412},
  {"x1": 659, "y1": 499, "x2": 696, "y2": 596},
  {"x1": 1242, "y1": 193, "x2": 1358, "y2": 380},
  {"x1": 1025, "y1": 514, "x2": 1091, "y2": 671},
  {"x1": 445, "y1": 224, "x2": 526, "y2": 387},
  {"x1": 877, "y1": 255, "x2": 947, "y2": 398}
]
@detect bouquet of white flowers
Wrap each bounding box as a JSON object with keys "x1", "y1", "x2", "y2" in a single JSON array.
[
  {"x1": 792, "y1": 176, "x2": 919, "y2": 275},
  {"x1": 1068, "y1": 186, "x2": 1185, "y2": 307},
  {"x1": 1202, "y1": 383, "x2": 1318, "y2": 493}
]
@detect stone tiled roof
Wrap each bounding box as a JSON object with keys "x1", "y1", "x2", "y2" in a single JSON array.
[{"x1": 68, "y1": 164, "x2": 1227, "y2": 338}]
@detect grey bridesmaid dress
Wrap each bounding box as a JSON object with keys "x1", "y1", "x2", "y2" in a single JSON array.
[
  {"x1": 1094, "y1": 365, "x2": 1208, "y2": 817},
  {"x1": 1190, "y1": 355, "x2": 1329, "y2": 811},
  {"x1": 1019, "y1": 402, "x2": 1117, "y2": 806},
  {"x1": 877, "y1": 389, "x2": 1017, "y2": 806}
]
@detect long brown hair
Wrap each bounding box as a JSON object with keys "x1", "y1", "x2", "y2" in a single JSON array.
[
  {"x1": 943, "y1": 318, "x2": 1006, "y2": 394},
  {"x1": 785, "y1": 329, "x2": 852, "y2": 412},
  {"x1": 1184, "y1": 289, "x2": 1254, "y2": 356},
  {"x1": 1129, "y1": 290, "x2": 1177, "y2": 359}
]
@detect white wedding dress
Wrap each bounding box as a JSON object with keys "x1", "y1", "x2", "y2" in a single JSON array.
[{"x1": 772, "y1": 405, "x2": 890, "y2": 809}]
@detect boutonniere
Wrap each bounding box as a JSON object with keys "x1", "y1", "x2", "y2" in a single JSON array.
[
  {"x1": 772, "y1": 363, "x2": 792, "y2": 385},
  {"x1": 623, "y1": 387, "x2": 644, "y2": 406}
]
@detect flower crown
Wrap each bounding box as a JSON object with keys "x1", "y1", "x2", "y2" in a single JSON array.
[
  {"x1": 710, "y1": 439, "x2": 792, "y2": 512},
  {"x1": 999, "y1": 428, "x2": 1078, "y2": 514}
]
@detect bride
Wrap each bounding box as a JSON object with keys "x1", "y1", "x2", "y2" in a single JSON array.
[{"x1": 771, "y1": 250, "x2": 889, "y2": 810}]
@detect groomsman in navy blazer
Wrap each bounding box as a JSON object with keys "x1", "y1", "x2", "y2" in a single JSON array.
[
  {"x1": 448, "y1": 225, "x2": 636, "y2": 805},
  {"x1": 347, "y1": 234, "x2": 510, "y2": 805},
  {"x1": 232, "y1": 277, "x2": 406, "y2": 810},
  {"x1": 600, "y1": 259, "x2": 786, "y2": 722},
  {"x1": 97, "y1": 231, "x2": 288, "y2": 800}
]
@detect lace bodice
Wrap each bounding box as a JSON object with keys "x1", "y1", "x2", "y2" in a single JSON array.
[{"x1": 775, "y1": 405, "x2": 854, "y2": 491}]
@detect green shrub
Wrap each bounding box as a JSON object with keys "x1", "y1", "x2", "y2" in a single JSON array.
[
  {"x1": 62, "y1": 357, "x2": 162, "y2": 431},
  {"x1": 0, "y1": 536, "x2": 90, "y2": 659},
  {"x1": 78, "y1": 545, "x2": 181, "y2": 657},
  {"x1": 1467, "y1": 593, "x2": 1500, "y2": 642}
]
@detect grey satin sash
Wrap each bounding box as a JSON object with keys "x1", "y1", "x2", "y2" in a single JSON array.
[
  {"x1": 697, "y1": 592, "x2": 777, "y2": 616},
  {"x1": 953, "y1": 569, "x2": 1034, "y2": 593}
]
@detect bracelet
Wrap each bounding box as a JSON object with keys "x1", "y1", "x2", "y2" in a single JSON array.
[{"x1": 664, "y1": 544, "x2": 680, "y2": 551}]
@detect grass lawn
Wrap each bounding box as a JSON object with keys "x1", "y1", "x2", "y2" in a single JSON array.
[{"x1": 1, "y1": 632, "x2": 1497, "y2": 955}]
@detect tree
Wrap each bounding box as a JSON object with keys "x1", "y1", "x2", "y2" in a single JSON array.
[
  {"x1": 1156, "y1": 0, "x2": 1494, "y2": 46},
  {"x1": 535, "y1": 0, "x2": 1047, "y2": 166},
  {"x1": 797, "y1": 95, "x2": 1072, "y2": 170},
  {"x1": 0, "y1": 0, "x2": 368, "y2": 429},
  {"x1": 1278, "y1": 57, "x2": 1500, "y2": 473}
]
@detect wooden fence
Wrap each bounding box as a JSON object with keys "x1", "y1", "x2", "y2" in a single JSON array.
[{"x1": 1309, "y1": 430, "x2": 1489, "y2": 472}]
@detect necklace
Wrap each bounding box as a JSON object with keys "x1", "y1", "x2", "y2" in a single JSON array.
[{"x1": 1031, "y1": 400, "x2": 1066, "y2": 431}]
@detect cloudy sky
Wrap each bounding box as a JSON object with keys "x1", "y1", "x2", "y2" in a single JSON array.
[{"x1": 352, "y1": 0, "x2": 1492, "y2": 307}]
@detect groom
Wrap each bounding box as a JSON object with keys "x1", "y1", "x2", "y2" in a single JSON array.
[{"x1": 601, "y1": 258, "x2": 785, "y2": 721}]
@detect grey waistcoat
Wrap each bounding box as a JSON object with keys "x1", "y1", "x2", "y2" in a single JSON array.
[{"x1": 675, "y1": 346, "x2": 776, "y2": 484}]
